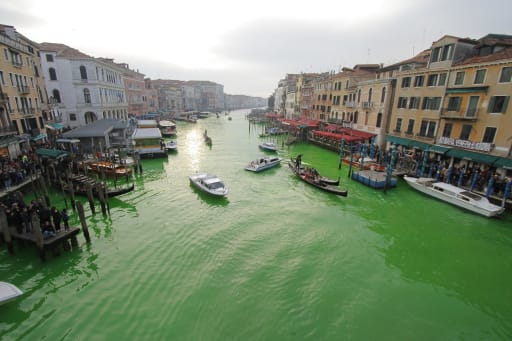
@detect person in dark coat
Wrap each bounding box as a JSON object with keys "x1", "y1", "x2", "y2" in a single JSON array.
[
  {"x1": 61, "y1": 208, "x2": 69, "y2": 230},
  {"x1": 51, "y1": 206, "x2": 61, "y2": 232}
]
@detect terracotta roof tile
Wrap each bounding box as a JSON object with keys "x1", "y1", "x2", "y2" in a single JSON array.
[{"x1": 454, "y1": 47, "x2": 512, "y2": 66}]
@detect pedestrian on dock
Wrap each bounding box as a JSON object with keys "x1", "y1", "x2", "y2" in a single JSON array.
[
  {"x1": 51, "y1": 206, "x2": 61, "y2": 232},
  {"x1": 20, "y1": 206, "x2": 31, "y2": 233},
  {"x1": 61, "y1": 208, "x2": 69, "y2": 231}
]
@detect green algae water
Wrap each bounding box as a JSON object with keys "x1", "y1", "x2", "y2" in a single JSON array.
[{"x1": 1, "y1": 109, "x2": 512, "y2": 340}]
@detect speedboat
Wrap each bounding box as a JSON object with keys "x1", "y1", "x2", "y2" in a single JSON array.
[
  {"x1": 245, "y1": 156, "x2": 282, "y2": 172},
  {"x1": 0, "y1": 282, "x2": 23, "y2": 305},
  {"x1": 259, "y1": 142, "x2": 277, "y2": 152},
  {"x1": 403, "y1": 176, "x2": 505, "y2": 217},
  {"x1": 165, "y1": 140, "x2": 177, "y2": 152},
  {"x1": 189, "y1": 173, "x2": 228, "y2": 197}
]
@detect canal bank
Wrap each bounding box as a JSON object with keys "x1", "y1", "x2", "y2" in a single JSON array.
[{"x1": 1, "y1": 109, "x2": 511, "y2": 340}]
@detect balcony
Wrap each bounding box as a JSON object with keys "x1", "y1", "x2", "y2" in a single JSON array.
[
  {"x1": 18, "y1": 85, "x2": 30, "y2": 94},
  {"x1": 344, "y1": 101, "x2": 356, "y2": 108},
  {"x1": 22, "y1": 107, "x2": 36, "y2": 115},
  {"x1": 440, "y1": 107, "x2": 478, "y2": 120},
  {"x1": 362, "y1": 101, "x2": 374, "y2": 109}
]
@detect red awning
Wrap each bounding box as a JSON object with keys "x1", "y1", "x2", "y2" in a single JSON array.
[
  {"x1": 312, "y1": 130, "x2": 363, "y2": 142},
  {"x1": 280, "y1": 119, "x2": 320, "y2": 128},
  {"x1": 265, "y1": 113, "x2": 281, "y2": 118}
]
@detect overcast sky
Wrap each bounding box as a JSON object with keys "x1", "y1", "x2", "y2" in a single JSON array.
[{"x1": 1, "y1": 0, "x2": 511, "y2": 98}]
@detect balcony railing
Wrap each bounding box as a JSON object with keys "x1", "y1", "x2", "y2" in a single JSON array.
[
  {"x1": 344, "y1": 101, "x2": 356, "y2": 108},
  {"x1": 362, "y1": 101, "x2": 374, "y2": 109},
  {"x1": 18, "y1": 85, "x2": 30, "y2": 94},
  {"x1": 22, "y1": 107, "x2": 36, "y2": 115},
  {"x1": 440, "y1": 107, "x2": 479, "y2": 120}
]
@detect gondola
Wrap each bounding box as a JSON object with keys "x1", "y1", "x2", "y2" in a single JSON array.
[
  {"x1": 64, "y1": 183, "x2": 135, "y2": 198},
  {"x1": 290, "y1": 157, "x2": 340, "y2": 186},
  {"x1": 288, "y1": 161, "x2": 347, "y2": 197}
]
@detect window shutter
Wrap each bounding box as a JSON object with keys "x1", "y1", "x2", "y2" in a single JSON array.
[
  {"x1": 502, "y1": 96, "x2": 510, "y2": 113},
  {"x1": 488, "y1": 97, "x2": 495, "y2": 113}
]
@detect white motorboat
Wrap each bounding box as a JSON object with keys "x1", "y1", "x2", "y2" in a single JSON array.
[
  {"x1": 259, "y1": 142, "x2": 277, "y2": 152},
  {"x1": 245, "y1": 156, "x2": 282, "y2": 172},
  {"x1": 0, "y1": 282, "x2": 23, "y2": 305},
  {"x1": 165, "y1": 140, "x2": 177, "y2": 152},
  {"x1": 189, "y1": 173, "x2": 228, "y2": 197},
  {"x1": 403, "y1": 176, "x2": 505, "y2": 217},
  {"x1": 158, "y1": 120, "x2": 177, "y2": 137}
]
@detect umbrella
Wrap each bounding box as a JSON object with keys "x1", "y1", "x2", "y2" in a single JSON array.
[
  {"x1": 470, "y1": 171, "x2": 479, "y2": 191},
  {"x1": 486, "y1": 175, "x2": 495, "y2": 198},
  {"x1": 420, "y1": 148, "x2": 429, "y2": 177},
  {"x1": 457, "y1": 167, "x2": 465, "y2": 187},
  {"x1": 338, "y1": 139, "x2": 345, "y2": 170},
  {"x1": 502, "y1": 180, "x2": 511, "y2": 207},
  {"x1": 446, "y1": 166, "x2": 453, "y2": 184}
]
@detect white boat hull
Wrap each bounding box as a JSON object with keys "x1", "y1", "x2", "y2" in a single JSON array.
[
  {"x1": 0, "y1": 282, "x2": 23, "y2": 305},
  {"x1": 189, "y1": 173, "x2": 228, "y2": 197},
  {"x1": 245, "y1": 156, "x2": 282, "y2": 172},
  {"x1": 404, "y1": 176, "x2": 505, "y2": 217}
]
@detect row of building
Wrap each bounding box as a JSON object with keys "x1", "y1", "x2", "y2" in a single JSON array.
[
  {"x1": 0, "y1": 24, "x2": 265, "y2": 158},
  {"x1": 271, "y1": 33, "x2": 512, "y2": 171}
]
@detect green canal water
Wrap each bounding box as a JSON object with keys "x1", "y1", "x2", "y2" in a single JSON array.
[{"x1": 1, "y1": 109, "x2": 512, "y2": 340}]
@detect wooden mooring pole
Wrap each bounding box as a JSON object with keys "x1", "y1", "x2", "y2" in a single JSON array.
[
  {"x1": 76, "y1": 201, "x2": 91, "y2": 243},
  {"x1": 0, "y1": 209, "x2": 13, "y2": 254}
]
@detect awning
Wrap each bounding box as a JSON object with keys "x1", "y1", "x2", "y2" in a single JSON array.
[
  {"x1": 386, "y1": 135, "x2": 431, "y2": 150},
  {"x1": 36, "y1": 148, "x2": 68, "y2": 159},
  {"x1": 46, "y1": 122, "x2": 64, "y2": 130},
  {"x1": 31, "y1": 134, "x2": 47, "y2": 142},
  {"x1": 428, "y1": 144, "x2": 451, "y2": 154},
  {"x1": 493, "y1": 157, "x2": 512, "y2": 170},
  {"x1": 446, "y1": 148, "x2": 499, "y2": 165}
]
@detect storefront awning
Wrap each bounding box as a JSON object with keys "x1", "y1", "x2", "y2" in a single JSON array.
[
  {"x1": 446, "y1": 148, "x2": 499, "y2": 165},
  {"x1": 31, "y1": 134, "x2": 47, "y2": 142},
  {"x1": 45, "y1": 122, "x2": 64, "y2": 130},
  {"x1": 493, "y1": 157, "x2": 512, "y2": 170},
  {"x1": 428, "y1": 144, "x2": 451, "y2": 154}
]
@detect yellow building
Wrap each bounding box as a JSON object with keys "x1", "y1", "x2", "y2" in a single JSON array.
[{"x1": 0, "y1": 25, "x2": 47, "y2": 145}]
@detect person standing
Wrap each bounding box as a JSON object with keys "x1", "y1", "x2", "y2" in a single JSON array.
[{"x1": 61, "y1": 208, "x2": 70, "y2": 231}]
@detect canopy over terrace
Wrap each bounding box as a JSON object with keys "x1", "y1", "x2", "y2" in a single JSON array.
[
  {"x1": 312, "y1": 130, "x2": 370, "y2": 143},
  {"x1": 280, "y1": 119, "x2": 320, "y2": 128}
]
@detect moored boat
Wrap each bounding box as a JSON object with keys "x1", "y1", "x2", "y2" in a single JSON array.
[
  {"x1": 259, "y1": 142, "x2": 277, "y2": 152},
  {"x1": 158, "y1": 120, "x2": 177, "y2": 137},
  {"x1": 403, "y1": 176, "x2": 505, "y2": 217},
  {"x1": 165, "y1": 140, "x2": 178, "y2": 152},
  {"x1": 245, "y1": 156, "x2": 282, "y2": 172},
  {"x1": 87, "y1": 161, "x2": 132, "y2": 177},
  {"x1": 0, "y1": 282, "x2": 23, "y2": 305},
  {"x1": 290, "y1": 157, "x2": 339, "y2": 185},
  {"x1": 189, "y1": 173, "x2": 228, "y2": 197},
  {"x1": 288, "y1": 161, "x2": 347, "y2": 196}
]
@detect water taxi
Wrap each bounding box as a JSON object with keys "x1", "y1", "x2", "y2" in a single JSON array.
[
  {"x1": 245, "y1": 156, "x2": 282, "y2": 172},
  {"x1": 403, "y1": 176, "x2": 505, "y2": 217},
  {"x1": 259, "y1": 142, "x2": 277, "y2": 152},
  {"x1": 189, "y1": 173, "x2": 228, "y2": 197}
]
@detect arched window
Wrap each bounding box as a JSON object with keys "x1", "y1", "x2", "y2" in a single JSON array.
[
  {"x1": 368, "y1": 88, "x2": 373, "y2": 103},
  {"x1": 49, "y1": 68, "x2": 57, "y2": 81},
  {"x1": 376, "y1": 113, "x2": 383, "y2": 128},
  {"x1": 354, "y1": 111, "x2": 359, "y2": 123},
  {"x1": 83, "y1": 88, "x2": 91, "y2": 103},
  {"x1": 52, "y1": 89, "x2": 61, "y2": 103},
  {"x1": 80, "y1": 65, "x2": 88, "y2": 80},
  {"x1": 381, "y1": 87, "x2": 386, "y2": 103}
]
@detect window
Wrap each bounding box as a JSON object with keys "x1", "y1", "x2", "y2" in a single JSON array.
[
  {"x1": 357, "y1": 89, "x2": 361, "y2": 102},
  {"x1": 447, "y1": 97, "x2": 462, "y2": 111},
  {"x1": 419, "y1": 120, "x2": 436, "y2": 137},
  {"x1": 482, "y1": 127, "x2": 497, "y2": 143},
  {"x1": 84, "y1": 88, "x2": 91, "y2": 103},
  {"x1": 488, "y1": 96, "x2": 510, "y2": 113},
  {"x1": 422, "y1": 97, "x2": 441, "y2": 110},
  {"x1": 52, "y1": 89, "x2": 61, "y2": 103},
  {"x1": 376, "y1": 113, "x2": 382, "y2": 128},
  {"x1": 409, "y1": 97, "x2": 420, "y2": 109},
  {"x1": 467, "y1": 96, "x2": 479, "y2": 117},
  {"x1": 3, "y1": 48, "x2": 8, "y2": 61},
  {"x1": 406, "y1": 119, "x2": 415, "y2": 134},
  {"x1": 49, "y1": 68, "x2": 57, "y2": 80},
  {"x1": 431, "y1": 47, "x2": 441, "y2": 63},
  {"x1": 454, "y1": 71, "x2": 465, "y2": 85},
  {"x1": 442, "y1": 123, "x2": 452, "y2": 138},
  {"x1": 368, "y1": 88, "x2": 372, "y2": 103},
  {"x1": 474, "y1": 69, "x2": 486, "y2": 84},
  {"x1": 45, "y1": 54, "x2": 54, "y2": 62},
  {"x1": 80, "y1": 65, "x2": 88, "y2": 80},
  {"x1": 0, "y1": 70, "x2": 4, "y2": 85},
  {"x1": 381, "y1": 87, "x2": 386, "y2": 103},
  {"x1": 499, "y1": 67, "x2": 512, "y2": 83},
  {"x1": 397, "y1": 97, "x2": 408, "y2": 108},
  {"x1": 395, "y1": 118, "x2": 402, "y2": 132},
  {"x1": 460, "y1": 124, "x2": 472, "y2": 140},
  {"x1": 69, "y1": 113, "x2": 77, "y2": 121},
  {"x1": 414, "y1": 75, "x2": 424, "y2": 87},
  {"x1": 9, "y1": 73, "x2": 14, "y2": 86},
  {"x1": 438, "y1": 73, "x2": 447, "y2": 86},
  {"x1": 440, "y1": 44, "x2": 454, "y2": 61},
  {"x1": 401, "y1": 77, "x2": 411, "y2": 88},
  {"x1": 427, "y1": 74, "x2": 438, "y2": 86}
]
